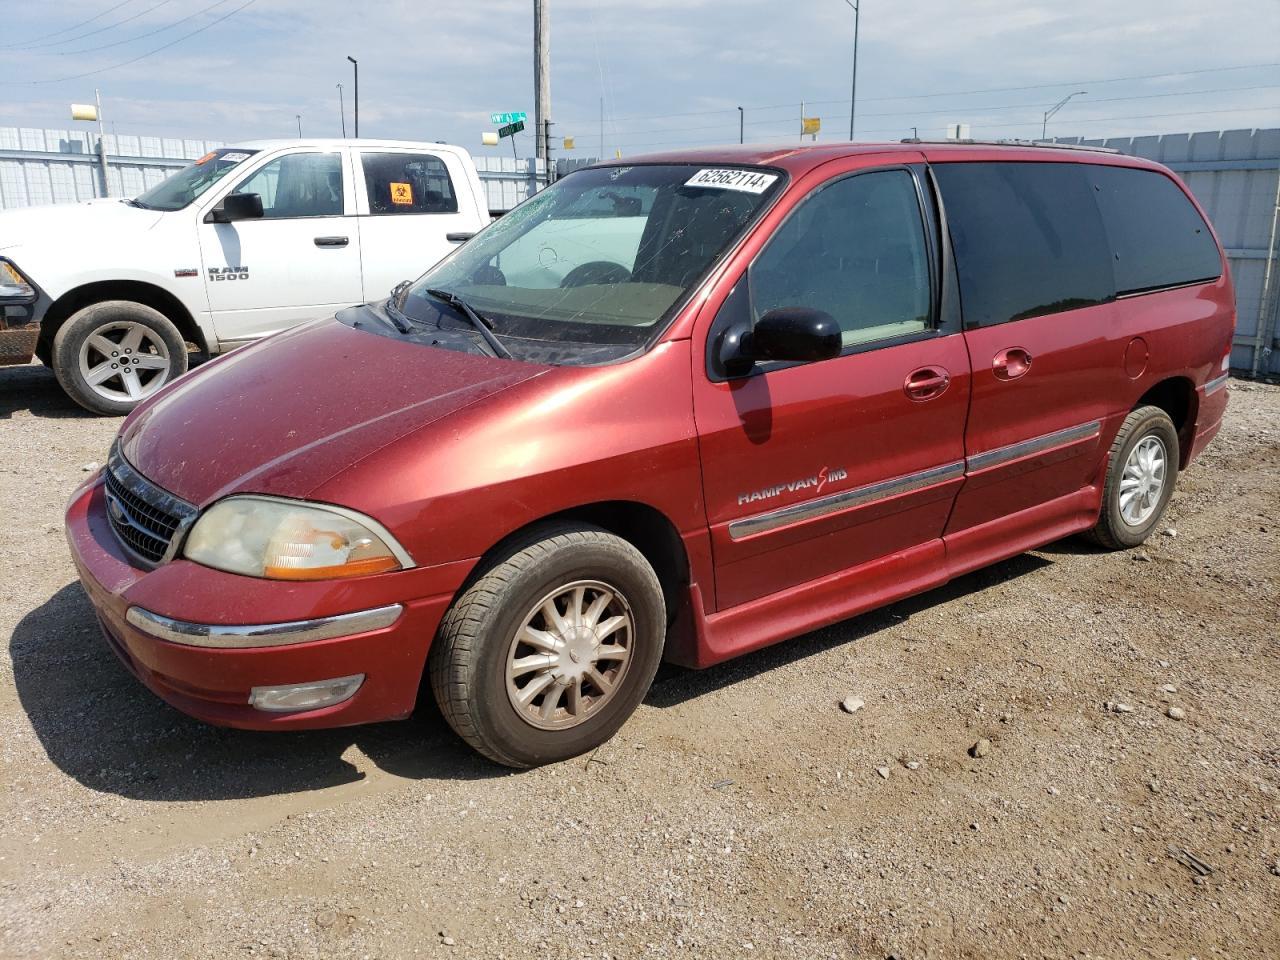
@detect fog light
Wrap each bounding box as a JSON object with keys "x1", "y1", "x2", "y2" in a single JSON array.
[{"x1": 248, "y1": 674, "x2": 364, "y2": 712}]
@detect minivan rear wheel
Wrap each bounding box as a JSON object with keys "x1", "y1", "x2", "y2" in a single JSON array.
[
  {"x1": 429, "y1": 523, "x2": 665, "y2": 768},
  {"x1": 1086, "y1": 405, "x2": 1180, "y2": 549},
  {"x1": 52, "y1": 300, "x2": 188, "y2": 416}
]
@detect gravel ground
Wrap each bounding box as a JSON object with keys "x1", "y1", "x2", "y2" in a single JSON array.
[{"x1": 1, "y1": 361, "x2": 1277, "y2": 960}]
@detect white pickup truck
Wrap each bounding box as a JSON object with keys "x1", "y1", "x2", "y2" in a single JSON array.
[{"x1": 0, "y1": 138, "x2": 491, "y2": 414}]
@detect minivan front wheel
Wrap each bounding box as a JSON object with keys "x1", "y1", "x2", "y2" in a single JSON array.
[
  {"x1": 1087, "y1": 405, "x2": 1180, "y2": 549},
  {"x1": 52, "y1": 300, "x2": 188, "y2": 415},
  {"x1": 430, "y1": 524, "x2": 665, "y2": 768}
]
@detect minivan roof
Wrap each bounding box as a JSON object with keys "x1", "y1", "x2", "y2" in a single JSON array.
[
  {"x1": 227, "y1": 138, "x2": 471, "y2": 156},
  {"x1": 610, "y1": 141, "x2": 1163, "y2": 177}
]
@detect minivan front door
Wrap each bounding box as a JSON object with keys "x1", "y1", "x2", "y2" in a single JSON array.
[
  {"x1": 693, "y1": 162, "x2": 971, "y2": 610},
  {"x1": 198, "y1": 150, "x2": 363, "y2": 345}
]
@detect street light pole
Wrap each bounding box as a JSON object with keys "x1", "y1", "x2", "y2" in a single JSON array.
[
  {"x1": 842, "y1": 0, "x2": 859, "y2": 140},
  {"x1": 738, "y1": 105, "x2": 744, "y2": 144},
  {"x1": 1042, "y1": 90, "x2": 1086, "y2": 140},
  {"x1": 296, "y1": 114, "x2": 302, "y2": 137},
  {"x1": 346, "y1": 56, "x2": 359, "y2": 137},
  {"x1": 337, "y1": 83, "x2": 346, "y2": 138}
]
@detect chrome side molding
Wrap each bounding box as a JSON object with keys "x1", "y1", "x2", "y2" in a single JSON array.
[
  {"x1": 729, "y1": 460, "x2": 965, "y2": 541},
  {"x1": 1203, "y1": 373, "x2": 1229, "y2": 396},
  {"x1": 965, "y1": 419, "x2": 1101, "y2": 473}
]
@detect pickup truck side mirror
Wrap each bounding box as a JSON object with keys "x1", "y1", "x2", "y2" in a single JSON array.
[
  {"x1": 717, "y1": 306, "x2": 842, "y2": 377},
  {"x1": 207, "y1": 192, "x2": 264, "y2": 223}
]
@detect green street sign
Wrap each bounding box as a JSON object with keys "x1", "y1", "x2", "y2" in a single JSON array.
[
  {"x1": 498, "y1": 120, "x2": 525, "y2": 139},
  {"x1": 490, "y1": 111, "x2": 527, "y2": 125}
]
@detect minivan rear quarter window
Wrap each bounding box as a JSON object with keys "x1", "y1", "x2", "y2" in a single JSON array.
[
  {"x1": 934, "y1": 162, "x2": 1113, "y2": 328},
  {"x1": 1088, "y1": 166, "x2": 1222, "y2": 294}
]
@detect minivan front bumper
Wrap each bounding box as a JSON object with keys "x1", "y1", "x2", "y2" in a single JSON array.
[{"x1": 65, "y1": 476, "x2": 472, "y2": 730}]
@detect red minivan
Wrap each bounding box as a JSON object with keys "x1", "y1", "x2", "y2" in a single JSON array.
[{"x1": 65, "y1": 142, "x2": 1233, "y2": 768}]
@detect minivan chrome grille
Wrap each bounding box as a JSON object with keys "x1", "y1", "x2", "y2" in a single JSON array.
[{"x1": 103, "y1": 445, "x2": 199, "y2": 566}]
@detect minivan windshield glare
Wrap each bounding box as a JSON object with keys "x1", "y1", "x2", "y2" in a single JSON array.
[
  {"x1": 403, "y1": 164, "x2": 783, "y2": 354},
  {"x1": 133, "y1": 148, "x2": 259, "y2": 211}
]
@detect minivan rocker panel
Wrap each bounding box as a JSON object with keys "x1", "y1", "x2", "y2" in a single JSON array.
[{"x1": 66, "y1": 141, "x2": 1233, "y2": 767}]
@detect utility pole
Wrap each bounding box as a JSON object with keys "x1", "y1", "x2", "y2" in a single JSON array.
[
  {"x1": 94, "y1": 88, "x2": 110, "y2": 196},
  {"x1": 599, "y1": 96, "x2": 604, "y2": 159},
  {"x1": 534, "y1": 0, "x2": 550, "y2": 168},
  {"x1": 296, "y1": 114, "x2": 302, "y2": 137},
  {"x1": 337, "y1": 83, "x2": 346, "y2": 138},
  {"x1": 347, "y1": 56, "x2": 359, "y2": 137},
  {"x1": 842, "y1": 0, "x2": 859, "y2": 140},
  {"x1": 738, "y1": 106, "x2": 744, "y2": 144}
]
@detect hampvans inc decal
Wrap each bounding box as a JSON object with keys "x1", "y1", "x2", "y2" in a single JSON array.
[
  {"x1": 208, "y1": 266, "x2": 250, "y2": 282},
  {"x1": 738, "y1": 466, "x2": 849, "y2": 507}
]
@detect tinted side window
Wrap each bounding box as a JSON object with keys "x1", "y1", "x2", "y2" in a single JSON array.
[
  {"x1": 934, "y1": 162, "x2": 1113, "y2": 327},
  {"x1": 1089, "y1": 166, "x2": 1221, "y2": 294},
  {"x1": 361, "y1": 152, "x2": 458, "y2": 215},
  {"x1": 751, "y1": 169, "x2": 931, "y2": 349},
  {"x1": 232, "y1": 153, "x2": 343, "y2": 219}
]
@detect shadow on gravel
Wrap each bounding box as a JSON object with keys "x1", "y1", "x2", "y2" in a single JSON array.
[
  {"x1": 14, "y1": 551, "x2": 1062, "y2": 799},
  {"x1": 12, "y1": 583, "x2": 504, "y2": 801},
  {"x1": 0, "y1": 363, "x2": 89, "y2": 419},
  {"x1": 647, "y1": 550, "x2": 1055, "y2": 708}
]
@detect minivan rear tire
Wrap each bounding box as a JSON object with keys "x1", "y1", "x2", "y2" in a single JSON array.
[
  {"x1": 52, "y1": 300, "x2": 188, "y2": 416},
  {"x1": 1086, "y1": 405, "x2": 1180, "y2": 550},
  {"x1": 429, "y1": 523, "x2": 666, "y2": 768}
]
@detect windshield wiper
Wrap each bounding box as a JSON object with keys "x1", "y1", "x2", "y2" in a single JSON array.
[
  {"x1": 124, "y1": 198, "x2": 153, "y2": 209},
  {"x1": 381, "y1": 290, "x2": 414, "y2": 334},
  {"x1": 425, "y1": 288, "x2": 512, "y2": 360}
]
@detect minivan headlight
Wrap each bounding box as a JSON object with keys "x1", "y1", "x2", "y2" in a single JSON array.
[{"x1": 183, "y1": 496, "x2": 412, "y2": 580}]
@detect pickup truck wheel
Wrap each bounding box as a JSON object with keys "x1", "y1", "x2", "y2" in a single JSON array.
[
  {"x1": 51, "y1": 301, "x2": 187, "y2": 416},
  {"x1": 1086, "y1": 405, "x2": 1179, "y2": 550},
  {"x1": 429, "y1": 524, "x2": 665, "y2": 768}
]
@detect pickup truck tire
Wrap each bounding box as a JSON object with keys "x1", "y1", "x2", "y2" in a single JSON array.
[
  {"x1": 52, "y1": 300, "x2": 188, "y2": 416},
  {"x1": 1086, "y1": 405, "x2": 1180, "y2": 550},
  {"x1": 429, "y1": 523, "x2": 665, "y2": 768}
]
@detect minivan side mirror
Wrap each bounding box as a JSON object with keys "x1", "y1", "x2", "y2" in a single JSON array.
[
  {"x1": 751, "y1": 307, "x2": 842, "y2": 363},
  {"x1": 207, "y1": 192, "x2": 264, "y2": 223},
  {"x1": 717, "y1": 306, "x2": 842, "y2": 377}
]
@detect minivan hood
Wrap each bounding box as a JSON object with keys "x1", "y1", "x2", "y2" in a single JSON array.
[
  {"x1": 119, "y1": 317, "x2": 548, "y2": 505},
  {"x1": 0, "y1": 198, "x2": 163, "y2": 252}
]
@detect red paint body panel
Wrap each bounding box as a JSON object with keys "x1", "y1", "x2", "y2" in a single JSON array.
[{"x1": 63, "y1": 141, "x2": 1236, "y2": 732}]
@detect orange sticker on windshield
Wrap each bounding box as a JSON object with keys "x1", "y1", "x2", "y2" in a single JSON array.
[
  {"x1": 390, "y1": 181, "x2": 414, "y2": 205},
  {"x1": 194, "y1": 151, "x2": 217, "y2": 165}
]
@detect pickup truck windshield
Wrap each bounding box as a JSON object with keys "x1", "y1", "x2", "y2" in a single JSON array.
[
  {"x1": 403, "y1": 164, "x2": 782, "y2": 359},
  {"x1": 132, "y1": 148, "x2": 259, "y2": 211}
]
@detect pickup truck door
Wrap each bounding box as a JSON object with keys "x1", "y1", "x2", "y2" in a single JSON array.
[
  {"x1": 352, "y1": 148, "x2": 480, "y2": 301},
  {"x1": 197, "y1": 148, "x2": 363, "y2": 345}
]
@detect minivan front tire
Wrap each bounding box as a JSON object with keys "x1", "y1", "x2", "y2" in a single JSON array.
[
  {"x1": 429, "y1": 523, "x2": 666, "y2": 768},
  {"x1": 52, "y1": 300, "x2": 188, "y2": 416},
  {"x1": 1087, "y1": 405, "x2": 1180, "y2": 549}
]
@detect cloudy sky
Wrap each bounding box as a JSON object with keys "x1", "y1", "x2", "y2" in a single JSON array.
[{"x1": 1, "y1": 0, "x2": 1277, "y2": 157}]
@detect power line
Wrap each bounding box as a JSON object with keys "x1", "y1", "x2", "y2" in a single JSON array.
[
  {"x1": 56, "y1": 0, "x2": 234, "y2": 56},
  {"x1": 614, "y1": 104, "x2": 1280, "y2": 152},
  {"x1": 594, "y1": 85, "x2": 1280, "y2": 144},
  {"x1": 13, "y1": 0, "x2": 178, "y2": 51},
  {"x1": 0, "y1": 0, "x2": 259, "y2": 85},
  {"x1": 0, "y1": 0, "x2": 136, "y2": 50},
  {"x1": 557, "y1": 61, "x2": 1280, "y2": 127}
]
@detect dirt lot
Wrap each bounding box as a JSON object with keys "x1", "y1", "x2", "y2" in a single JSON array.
[{"x1": 0, "y1": 360, "x2": 1277, "y2": 960}]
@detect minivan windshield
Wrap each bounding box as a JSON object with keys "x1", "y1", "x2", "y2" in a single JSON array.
[
  {"x1": 132, "y1": 148, "x2": 259, "y2": 211},
  {"x1": 402, "y1": 164, "x2": 783, "y2": 360}
]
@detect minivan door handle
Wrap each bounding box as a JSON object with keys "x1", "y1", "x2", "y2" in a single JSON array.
[
  {"x1": 904, "y1": 366, "x2": 951, "y2": 401},
  {"x1": 993, "y1": 347, "x2": 1033, "y2": 380},
  {"x1": 314, "y1": 235, "x2": 349, "y2": 247},
  {"x1": 446, "y1": 232, "x2": 475, "y2": 243}
]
